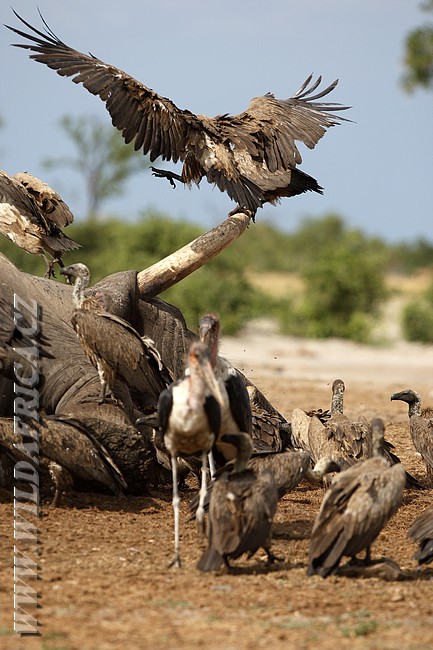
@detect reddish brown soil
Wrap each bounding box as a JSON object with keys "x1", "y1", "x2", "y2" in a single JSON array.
[{"x1": 1, "y1": 373, "x2": 432, "y2": 650}]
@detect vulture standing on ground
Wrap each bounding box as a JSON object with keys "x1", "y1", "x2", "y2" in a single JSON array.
[
  {"x1": 0, "y1": 415, "x2": 126, "y2": 504},
  {"x1": 0, "y1": 169, "x2": 80, "y2": 277},
  {"x1": 294, "y1": 379, "x2": 368, "y2": 484},
  {"x1": 189, "y1": 449, "x2": 341, "y2": 519},
  {"x1": 197, "y1": 432, "x2": 279, "y2": 572},
  {"x1": 61, "y1": 263, "x2": 172, "y2": 409},
  {"x1": 307, "y1": 418, "x2": 406, "y2": 577},
  {"x1": 408, "y1": 505, "x2": 433, "y2": 565},
  {"x1": 8, "y1": 11, "x2": 350, "y2": 218},
  {"x1": 157, "y1": 340, "x2": 224, "y2": 568},
  {"x1": 391, "y1": 389, "x2": 433, "y2": 486}
]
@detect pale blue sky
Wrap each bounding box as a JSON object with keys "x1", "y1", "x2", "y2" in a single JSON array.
[{"x1": 1, "y1": 0, "x2": 432, "y2": 243}]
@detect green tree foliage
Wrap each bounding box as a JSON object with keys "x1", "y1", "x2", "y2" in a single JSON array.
[
  {"x1": 403, "y1": 280, "x2": 433, "y2": 343},
  {"x1": 44, "y1": 115, "x2": 145, "y2": 218},
  {"x1": 1, "y1": 211, "x2": 432, "y2": 339},
  {"x1": 284, "y1": 228, "x2": 388, "y2": 342},
  {"x1": 401, "y1": 0, "x2": 433, "y2": 93}
]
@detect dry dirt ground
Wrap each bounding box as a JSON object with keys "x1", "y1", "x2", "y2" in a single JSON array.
[{"x1": 1, "y1": 332, "x2": 433, "y2": 650}]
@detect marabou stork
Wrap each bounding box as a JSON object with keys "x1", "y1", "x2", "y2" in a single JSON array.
[
  {"x1": 307, "y1": 418, "x2": 406, "y2": 577},
  {"x1": 8, "y1": 11, "x2": 350, "y2": 219},
  {"x1": 157, "y1": 340, "x2": 224, "y2": 568},
  {"x1": 0, "y1": 169, "x2": 80, "y2": 277}
]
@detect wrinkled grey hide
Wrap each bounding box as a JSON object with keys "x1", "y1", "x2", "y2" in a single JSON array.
[{"x1": 0, "y1": 253, "x2": 195, "y2": 493}]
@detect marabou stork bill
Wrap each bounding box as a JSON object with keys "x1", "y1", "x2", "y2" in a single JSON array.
[
  {"x1": 0, "y1": 169, "x2": 80, "y2": 277},
  {"x1": 198, "y1": 313, "x2": 252, "y2": 469},
  {"x1": 157, "y1": 339, "x2": 224, "y2": 568},
  {"x1": 8, "y1": 11, "x2": 350, "y2": 219}
]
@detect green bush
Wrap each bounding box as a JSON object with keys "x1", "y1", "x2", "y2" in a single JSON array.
[
  {"x1": 402, "y1": 298, "x2": 433, "y2": 343},
  {"x1": 283, "y1": 231, "x2": 388, "y2": 342}
]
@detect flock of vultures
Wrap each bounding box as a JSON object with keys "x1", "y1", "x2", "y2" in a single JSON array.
[{"x1": 0, "y1": 10, "x2": 432, "y2": 578}]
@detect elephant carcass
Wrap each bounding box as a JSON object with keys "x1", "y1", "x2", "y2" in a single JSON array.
[{"x1": 0, "y1": 253, "x2": 194, "y2": 493}]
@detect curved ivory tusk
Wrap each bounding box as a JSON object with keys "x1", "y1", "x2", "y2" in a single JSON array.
[{"x1": 137, "y1": 213, "x2": 251, "y2": 298}]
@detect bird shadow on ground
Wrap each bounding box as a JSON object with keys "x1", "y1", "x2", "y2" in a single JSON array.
[
  {"x1": 272, "y1": 519, "x2": 313, "y2": 541},
  {"x1": 39, "y1": 492, "x2": 163, "y2": 514},
  {"x1": 217, "y1": 557, "x2": 303, "y2": 577},
  {"x1": 335, "y1": 557, "x2": 433, "y2": 582}
]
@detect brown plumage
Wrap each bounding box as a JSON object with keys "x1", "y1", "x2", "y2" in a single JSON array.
[
  {"x1": 246, "y1": 384, "x2": 292, "y2": 452},
  {"x1": 408, "y1": 505, "x2": 433, "y2": 565},
  {"x1": 0, "y1": 169, "x2": 80, "y2": 277},
  {"x1": 189, "y1": 449, "x2": 340, "y2": 518},
  {"x1": 197, "y1": 433, "x2": 279, "y2": 572},
  {"x1": 8, "y1": 12, "x2": 350, "y2": 218},
  {"x1": 307, "y1": 418, "x2": 406, "y2": 577},
  {"x1": 391, "y1": 389, "x2": 433, "y2": 486},
  {"x1": 61, "y1": 263, "x2": 172, "y2": 408},
  {"x1": 296, "y1": 379, "x2": 421, "y2": 488},
  {"x1": 0, "y1": 415, "x2": 126, "y2": 504},
  {"x1": 295, "y1": 380, "x2": 368, "y2": 481}
]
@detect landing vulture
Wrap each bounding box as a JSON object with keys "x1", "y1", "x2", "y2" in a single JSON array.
[
  {"x1": 7, "y1": 11, "x2": 350, "y2": 217},
  {"x1": 0, "y1": 169, "x2": 80, "y2": 277}
]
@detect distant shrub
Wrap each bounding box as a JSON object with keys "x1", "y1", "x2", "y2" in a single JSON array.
[
  {"x1": 281, "y1": 232, "x2": 388, "y2": 342},
  {"x1": 402, "y1": 299, "x2": 433, "y2": 343}
]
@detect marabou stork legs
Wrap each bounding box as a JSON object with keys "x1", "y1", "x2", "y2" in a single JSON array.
[
  {"x1": 196, "y1": 450, "x2": 209, "y2": 536},
  {"x1": 168, "y1": 452, "x2": 182, "y2": 569}
]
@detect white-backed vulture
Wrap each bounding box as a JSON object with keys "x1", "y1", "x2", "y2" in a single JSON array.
[
  {"x1": 391, "y1": 388, "x2": 433, "y2": 486},
  {"x1": 246, "y1": 384, "x2": 292, "y2": 452},
  {"x1": 0, "y1": 169, "x2": 80, "y2": 277},
  {"x1": 0, "y1": 414, "x2": 126, "y2": 504},
  {"x1": 189, "y1": 449, "x2": 340, "y2": 519},
  {"x1": 8, "y1": 12, "x2": 350, "y2": 218},
  {"x1": 408, "y1": 505, "x2": 433, "y2": 565},
  {"x1": 197, "y1": 432, "x2": 279, "y2": 572},
  {"x1": 307, "y1": 418, "x2": 406, "y2": 577},
  {"x1": 60, "y1": 263, "x2": 172, "y2": 409}
]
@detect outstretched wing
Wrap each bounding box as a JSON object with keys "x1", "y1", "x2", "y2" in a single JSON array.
[
  {"x1": 229, "y1": 74, "x2": 351, "y2": 174},
  {"x1": 7, "y1": 11, "x2": 205, "y2": 164}
]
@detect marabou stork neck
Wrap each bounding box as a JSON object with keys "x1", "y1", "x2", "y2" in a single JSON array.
[
  {"x1": 158, "y1": 340, "x2": 224, "y2": 568},
  {"x1": 198, "y1": 313, "x2": 252, "y2": 470}
]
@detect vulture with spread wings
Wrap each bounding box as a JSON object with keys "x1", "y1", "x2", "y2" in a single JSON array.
[{"x1": 7, "y1": 11, "x2": 350, "y2": 218}]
